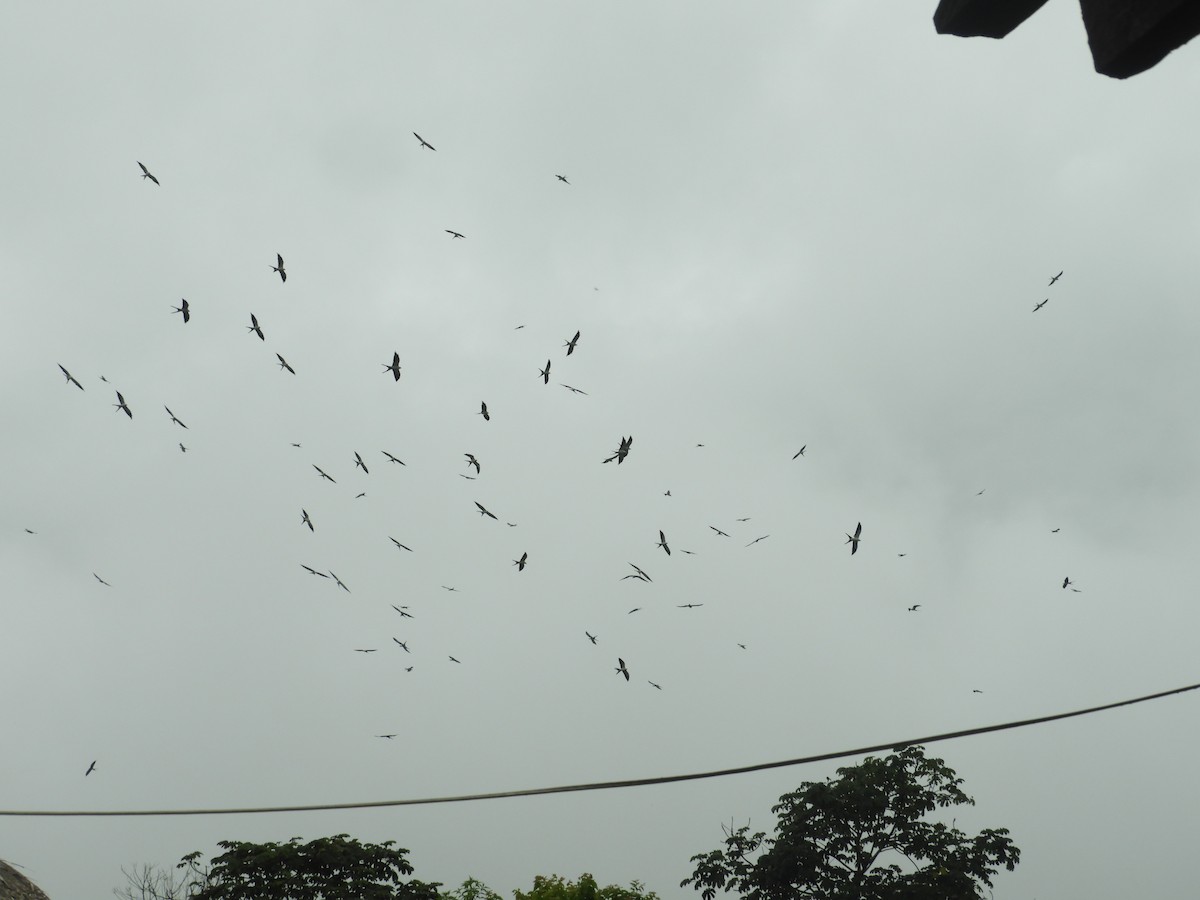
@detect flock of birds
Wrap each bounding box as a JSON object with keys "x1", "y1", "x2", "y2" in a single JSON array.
[{"x1": 39, "y1": 148, "x2": 1078, "y2": 775}]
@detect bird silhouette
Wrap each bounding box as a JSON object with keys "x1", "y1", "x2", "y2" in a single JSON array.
[
  {"x1": 57, "y1": 364, "x2": 84, "y2": 390},
  {"x1": 560, "y1": 384, "x2": 588, "y2": 394},
  {"x1": 564, "y1": 330, "x2": 581, "y2": 356},
  {"x1": 745, "y1": 535, "x2": 769, "y2": 547},
  {"x1": 301, "y1": 565, "x2": 328, "y2": 578},
  {"x1": 271, "y1": 253, "x2": 286, "y2": 283},
  {"x1": 648, "y1": 681, "x2": 662, "y2": 690},
  {"x1": 585, "y1": 632, "x2": 597, "y2": 644},
  {"x1": 538, "y1": 359, "x2": 551, "y2": 384},
  {"x1": 677, "y1": 603, "x2": 703, "y2": 609},
  {"x1": 172, "y1": 298, "x2": 190, "y2": 322},
  {"x1": 164, "y1": 406, "x2": 187, "y2": 428},
  {"x1": 301, "y1": 509, "x2": 313, "y2": 531},
  {"x1": 392, "y1": 605, "x2": 414, "y2": 618},
  {"x1": 390, "y1": 538, "x2": 413, "y2": 552},
  {"x1": 382, "y1": 451, "x2": 406, "y2": 465},
  {"x1": 603, "y1": 435, "x2": 632, "y2": 464},
  {"x1": 330, "y1": 572, "x2": 350, "y2": 592},
  {"x1": 1033, "y1": 298, "x2": 1049, "y2": 312},
  {"x1": 479, "y1": 401, "x2": 490, "y2": 421},
  {"x1": 313, "y1": 465, "x2": 336, "y2": 483},
  {"x1": 413, "y1": 132, "x2": 436, "y2": 150},
  {"x1": 1062, "y1": 577, "x2": 1073, "y2": 589},
  {"x1": 709, "y1": 526, "x2": 729, "y2": 537},
  {"x1": 446, "y1": 230, "x2": 465, "y2": 239},
  {"x1": 276, "y1": 353, "x2": 295, "y2": 374},
  {"x1": 137, "y1": 162, "x2": 159, "y2": 185},
  {"x1": 907, "y1": 604, "x2": 921, "y2": 612},
  {"x1": 556, "y1": 174, "x2": 570, "y2": 183},
  {"x1": 382, "y1": 352, "x2": 401, "y2": 381},
  {"x1": 247, "y1": 313, "x2": 265, "y2": 340},
  {"x1": 465, "y1": 453, "x2": 481, "y2": 474},
  {"x1": 627, "y1": 563, "x2": 653, "y2": 582},
  {"x1": 93, "y1": 573, "x2": 111, "y2": 587},
  {"x1": 846, "y1": 521, "x2": 863, "y2": 555},
  {"x1": 615, "y1": 658, "x2": 630, "y2": 681},
  {"x1": 85, "y1": 760, "x2": 97, "y2": 776},
  {"x1": 474, "y1": 501, "x2": 497, "y2": 520},
  {"x1": 513, "y1": 551, "x2": 528, "y2": 571},
  {"x1": 354, "y1": 451, "x2": 369, "y2": 474},
  {"x1": 393, "y1": 639, "x2": 410, "y2": 653},
  {"x1": 793, "y1": 446, "x2": 806, "y2": 459},
  {"x1": 1049, "y1": 271, "x2": 1063, "y2": 285},
  {"x1": 113, "y1": 391, "x2": 132, "y2": 419},
  {"x1": 657, "y1": 530, "x2": 671, "y2": 555}
]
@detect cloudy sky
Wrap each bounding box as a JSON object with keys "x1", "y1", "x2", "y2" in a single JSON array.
[{"x1": 3, "y1": 3, "x2": 1200, "y2": 898}]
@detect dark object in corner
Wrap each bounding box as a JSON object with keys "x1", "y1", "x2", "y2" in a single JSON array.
[{"x1": 933, "y1": 0, "x2": 1200, "y2": 78}]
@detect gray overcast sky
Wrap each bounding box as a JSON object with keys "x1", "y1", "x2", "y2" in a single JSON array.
[{"x1": 3, "y1": 3, "x2": 1199, "y2": 898}]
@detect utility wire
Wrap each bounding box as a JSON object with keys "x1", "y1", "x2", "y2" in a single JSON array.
[{"x1": 3, "y1": 680, "x2": 1194, "y2": 817}]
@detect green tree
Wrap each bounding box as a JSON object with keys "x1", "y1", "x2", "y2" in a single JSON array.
[
  {"x1": 513, "y1": 874, "x2": 660, "y2": 900},
  {"x1": 681, "y1": 746, "x2": 1019, "y2": 900},
  {"x1": 179, "y1": 835, "x2": 440, "y2": 900},
  {"x1": 443, "y1": 878, "x2": 505, "y2": 900}
]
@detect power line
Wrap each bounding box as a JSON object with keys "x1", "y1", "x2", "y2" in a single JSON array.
[{"x1": 3, "y1": 680, "x2": 1194, "y2": 817}]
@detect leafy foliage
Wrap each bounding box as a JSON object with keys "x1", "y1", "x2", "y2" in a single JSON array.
[
  {"x1": 442, "y1": 878, "x2": 506, "y2": 900},
  {"x1": 512, "y1": 873, "x2": 660, "y2": 900},
  {"x1": 180, "y1": 835, "x2": 440, "y2": 900},
  {"x1": 681, "y1": 746, "x2": 1020, "y2": 900}
]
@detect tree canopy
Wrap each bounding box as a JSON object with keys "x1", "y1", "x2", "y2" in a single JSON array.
[
  {"x1": 180, "y1": 835, "x2": 440, "y2": 900},
  {"x1": 513, "y1": 873, "x2": 660, "y2": 900},
  {"x1": 681, "y1": 746, "x2": 1020, "y2": 900}
]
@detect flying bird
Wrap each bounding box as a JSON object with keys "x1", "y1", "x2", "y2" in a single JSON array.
[
  {"x1": 479, "y1": 401, "x2": 490, "y2": 421},
  {"x1": 442, "y1": 585, "x2": 460, "y2": 592},
  {"x1": 93, "y1": 573, "x2": 111, "y2": 587},
  {"x1": 113, "y1": 391, "x2": 132, "y2": 419},
  {"x1": 137, "y1": 161, "x2": 159, "y2": 185},
  {"x1": 907, "y1": 604, "x2": 921, "y2": 612},
  {"x1": 312, "y1": 465, "x2": 336, "y2": 483},
  {"x1": 1051, "y1": 528, "x2": 1061, "y2": 533},
  {"x1": 353, "y1": 648, "x2": 376, "y2": 653},
  {"x1": 393, "y1": 639, "x2": 410, "y2": 653},
  {"x1": 330, "y1": 572, "x2": 350, "y2": 592},
  {"x1": 793, "y1": 446, "x2": 806, "y2": 459},
  {"x1": 271, "y1": 253, "x2": 287, "y2": 282},
  {"x1": 513, "y1": 551, "x2": 528, "y2": 572},
  {"x1": 708, "y1": 526, "x2": 730, "y2": 537},
  {"x1": 460, "y1": 474, "x2": 477, "y2": 480},
  {"x1": 164, "y1": 406, "x2": 187, "y2": 428},
  {"x1": 301, "y1": 564, "x2": 328, "y2": 577},
  {"x1": 413, "y1": 132, "x2": 435, "y2": 150},
  {"x1": 1062, "y1": 577, "x2": 1073, "y2": 589},
  {"x1": 172, "y1": 298, "x2": 190, "y2": 322},
  {"x1": 448, "y1": 655, "x2": 461, "y2": 664},
  {"x1": 446, "y1": 230, "x2": 465, "y2": 239},
  {"x1": 628, "y1": 563, "x2": 652, "y2": 582},
  {"x1": 57, "y1": 364, "x2": 84, "y2": 390},
  {"x1": 585, "y1": 631, "x2": 597, "y2": 645},
  {"x1": 390, "y1": 537, "x2": 412, "y2": 552},
  {"x1": 474, "y1": 501, "x2": 498, "y2": 520},
  {"x1": 627, "y1": 607, "x2": 642, "y2": 614},
  {"x1": 615, "y1": 658, "x2": 630, "y2": 681},
  {"x1": 392, "y1": 605, "x2": 414, "y2": 618},
  {"x1": 376, "y1": 734, "x2": 397, "y2": 739},
  {"x1": 976, "y1": 489, "x2": 985, "y2": 496},
  {"x1": 382, "y1": 451, "x2": 406, "y2": 465},
  {"x1": 465, "y1": 453, "x2": 480, "y2": 474},
  {"x1": 677, "y1": 603, "x2": 703, "y2": 609},
  {"x1": 603, "y1": 435, "x2": 633, "y2": 464},
  {"x1": 556, "y1": 174, "x2": 570, "y2": 183},
  {"x1": 301, "y1": 509, "x2": 314, "y2": 532},
  {"x1": 560, "y1": 384, "x2": 588, "y2": 394},
  {"x1": 24, "y1": 529, "x2": 36, "y2": 534},
  {"x1": 538, "y1": 359, "x2": 551, "y2": 384},
  {"x1": 85, "y1": 760, "x2": 97, "y2": 776},
  {"x1": 745, "y1": 535, "x2": 770, "y2": 547},
  {"x1": 564, "y1": 330, "x2": 580, "y2": 355},
  {"x1": 736, "y1": 517, "x2": 751, "y2": 522},
  {"x1": 1033, "y1": 298, "x2": 1049, "y2": 312},
  {"x1": 247, "y1": 313, "x2": 264, "y2": 340},
  {"x1": 276, "y1": 353, "x2": 295, "y2": 374},
  {"x1": 846, "y1": 521, "x2": 863, "y2": 555},
  {"x1": 354, "y1": 451, "x2": 369, "y2": 474},
  {"x1": 382, "y1": 352, "x2": 401, "y2": 381},
  {"x1": 1049, "y1": 271, "x2": 1063, "y2": 285},
  {"x1": 648, "y1": 681, "x2": 662, "y2": 690},
  {"x1": 657, "y1": 530, "x2": 671, "y2": 555}
]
